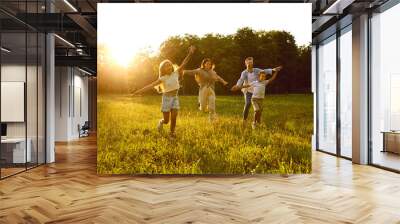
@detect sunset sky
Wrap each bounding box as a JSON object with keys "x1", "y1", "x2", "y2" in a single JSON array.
[{"x1": 98, "y1": 3, "x2": 311, "y2": 66}]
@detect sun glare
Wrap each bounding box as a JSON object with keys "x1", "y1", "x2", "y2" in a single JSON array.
[
  {"x1": 104, "y1": 34, "x2": 154, "y2": 67},
  {"x1": 106, "y1": 40, "x2": 141, "y2": 67},
  {"x1": 109, "y1": 47, "x2": 134, "y2": 67}
]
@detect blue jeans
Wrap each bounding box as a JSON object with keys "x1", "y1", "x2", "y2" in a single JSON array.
[
  {"x1": 243, "y1": 92, "x2": 253, "y2": 120},
  {"x1": 161, "y1": 94, "x2": 180, "y2": 112}
]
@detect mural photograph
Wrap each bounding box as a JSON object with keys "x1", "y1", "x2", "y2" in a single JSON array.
[{"x1": 97, "y1": 3, "x2": 313, "y2": 174}]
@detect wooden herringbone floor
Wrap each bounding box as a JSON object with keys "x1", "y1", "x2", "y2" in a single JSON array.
[{"x1": 1, "y1": 135, "x2": 400, "y2": 224}]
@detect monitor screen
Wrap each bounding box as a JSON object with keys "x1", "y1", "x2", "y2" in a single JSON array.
[{"x1": 1, "y1": 123, "x2": 7, "y2": 137}]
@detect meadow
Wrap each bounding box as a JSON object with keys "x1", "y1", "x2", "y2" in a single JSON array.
[{"x1": 97, "y1": 94, "x2": 313, "y2": 174}]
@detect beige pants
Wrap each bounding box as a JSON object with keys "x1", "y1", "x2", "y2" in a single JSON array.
[
  {"x1": 251, "y1": 98, "x2": 263, "y2": 112},
  {"x1": 198, "y1": 86, "x2": 216, "y2": 120}
]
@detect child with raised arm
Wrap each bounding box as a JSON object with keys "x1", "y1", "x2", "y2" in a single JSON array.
[
  {"x1": 133, "y1": 46, "x2": 196, "y2": 138},
  {"x1": 232, "y1": 66, "x2": 282, "y2": 129}
]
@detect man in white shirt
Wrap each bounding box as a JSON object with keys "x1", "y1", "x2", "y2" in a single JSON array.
[
  {"x1": 231, "y1": 57, "x2": 282, "y2": 122},
  {"x1": 232, "y1": 66, "x2": 282, "y2": 129}
]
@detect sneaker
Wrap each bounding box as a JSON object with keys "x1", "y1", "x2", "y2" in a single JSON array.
[
  {"x1": 252, "y1": 122, "x2": 257, "y2": 130},
  {"x1": 157, "y1": 119, "x2": 164, "y2": 132}
]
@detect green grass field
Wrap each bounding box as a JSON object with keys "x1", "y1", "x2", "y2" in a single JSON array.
[{"x1": 97, "y1": 94, "x2": 313, "y2": 174}]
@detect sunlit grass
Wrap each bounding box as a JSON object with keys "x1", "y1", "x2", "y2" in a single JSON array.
[{"x1": 97, "y1": 94, "x2": 313, "y2": 174}]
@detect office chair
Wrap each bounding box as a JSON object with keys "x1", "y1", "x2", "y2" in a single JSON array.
[{"x1": 79, "y1": 121, "x2": 90, "y2": 138}]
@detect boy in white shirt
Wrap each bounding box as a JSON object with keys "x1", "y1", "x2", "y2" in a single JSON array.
[{"x1": 232, "y1": 66, "x2": 282, "y2": 129}]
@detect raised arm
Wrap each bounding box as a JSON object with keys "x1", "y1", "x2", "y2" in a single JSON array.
[
  {"x1": 182, "y1": 68, "x2": 200, "y2": 76},
  {"x1": 133, "y1": 79, "x2": 162, "y2": 95},
  {"x1": 267, "y1": 66, "x2": 283, "y2": 84},
  {"x1": 177, "y1": 46, "x2": 196, "y2": 74},
  {"x1": 211, "y1": 71, "x2": 228, "y2": 86},
  {"x1": 262, "y1": 68, "x2": 273, "y2": 75}
]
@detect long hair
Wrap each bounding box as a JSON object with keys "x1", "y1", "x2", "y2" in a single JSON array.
[
  {"x1": 200, "y1": 58, "x2": 213, "y2": 70},
  {"x1": 159, "y1": 59, "x2": 174, "y2": 77}
]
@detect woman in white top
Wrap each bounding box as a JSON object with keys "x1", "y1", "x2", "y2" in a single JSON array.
[
  {"x1": 183, "y1": 58, "x2": 228, "y2": 122},
  {"x1": 133, "y1": 46, "x2": 196, "y2": 137}
]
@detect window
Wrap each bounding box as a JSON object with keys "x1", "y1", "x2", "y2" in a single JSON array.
[
  {"x1": 339, "y1": 26, "x2": 352, "y2": 158},
  {"x1": 0, "y1": 2, "x2": 46, "y2": 179},
  {"x1": 370, "y1": 3, "x2": 400, "y2": 171},
  {"x1": 317, "y1": 35, "x2": 337, "y2": 154}
]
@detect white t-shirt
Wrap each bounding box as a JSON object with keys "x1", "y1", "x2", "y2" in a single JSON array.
[
  {"x1": 250, "y1": 80, "x2": 269, "y2": 99},
  {"x1": 158, "y1": 71, "x2": 180, "y2": 93}
]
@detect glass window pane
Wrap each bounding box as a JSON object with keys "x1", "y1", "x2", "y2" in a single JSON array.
[
  {"x1": 371, "y1": 4, "x2": 400, "y2": 171},
  {"x1": 318, "y1": 35, "x2": 337, "y2": 154},
  {"x1": 27, "y1": 31, "x2": 38, "y2": 169},
  {"x1": 1, "y1": 31, "x2": 27, "y2": 177},
  {"x1": 340, "y1": 27, "x2": 352, "y2": 158},
  {"x1": 0, "y1": 1, "x2": 46, "y2": 179}
]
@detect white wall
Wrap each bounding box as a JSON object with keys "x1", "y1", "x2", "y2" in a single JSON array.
[
  {"x1": 1, "y1": 65, "x2": 26, "y2": 129},
  {"x1": 312, "y1": 45, "x2": 316, "y2": 150},
  {"x1": 1, "y1": 65, "x2": 36, "y2": 138},
  {"x1": 55, "y1": 67, "x2": 89, "y2": 141},
  {"x1": 72, "y1": 72, "x2": 89, "y2": 138},
  {"x1": 1, "y1": 63, "x2": 46, "y2": 164},
  {"x1": 55, "y1": 67, "x2": 70, "y2": 141},
  {"x1": 1, "y1": 65, "x2": 26, "y2": 143}
]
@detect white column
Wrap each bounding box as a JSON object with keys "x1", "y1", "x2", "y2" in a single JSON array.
[
  {"x1": 352, "y1": 14, "x2": 369, "y2": 164},
  {"x1": 312, "y1": 45, "x2": 317, "y2": 151},
  {"x1": 46, "y1": 1, "x2": 55, "y2": 163},
  {"x1": 46, "y1": 33, "x2": 55, "y2": 163}
]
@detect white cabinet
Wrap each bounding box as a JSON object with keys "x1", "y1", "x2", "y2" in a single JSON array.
[{"x1": 1, "y1": 138, "x2": 32, "y2": 163}]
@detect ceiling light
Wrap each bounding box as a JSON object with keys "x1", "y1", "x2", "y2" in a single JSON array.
[
  {"x1": 63, "y1": 0, "x2": 78, "y2": 12},
  {"x1": 78, "y1": 67, "x2": 93, "y2": 76},
  {"x1": 1, "y1": 47, "x2": 11, "y2": 53},
  {"x1": 54, "y1": 34, "x2": 75, "y2": 48},
  {"x1": 323, "y1": 0, "x2": 355, "y2": 15}
]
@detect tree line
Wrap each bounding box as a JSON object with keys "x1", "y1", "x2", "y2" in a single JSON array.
[{"x1": 98, "y1": 27, "x2": 311, "y2": 95}]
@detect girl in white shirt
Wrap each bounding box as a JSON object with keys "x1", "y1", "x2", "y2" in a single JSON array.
[{"x1": 133, "y1": 46, "x2": 196, "y2": 137}]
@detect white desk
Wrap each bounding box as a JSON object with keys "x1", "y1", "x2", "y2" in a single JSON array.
[{"x1": 1, "y1": 138, "x2": 31, "y2": 163}]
